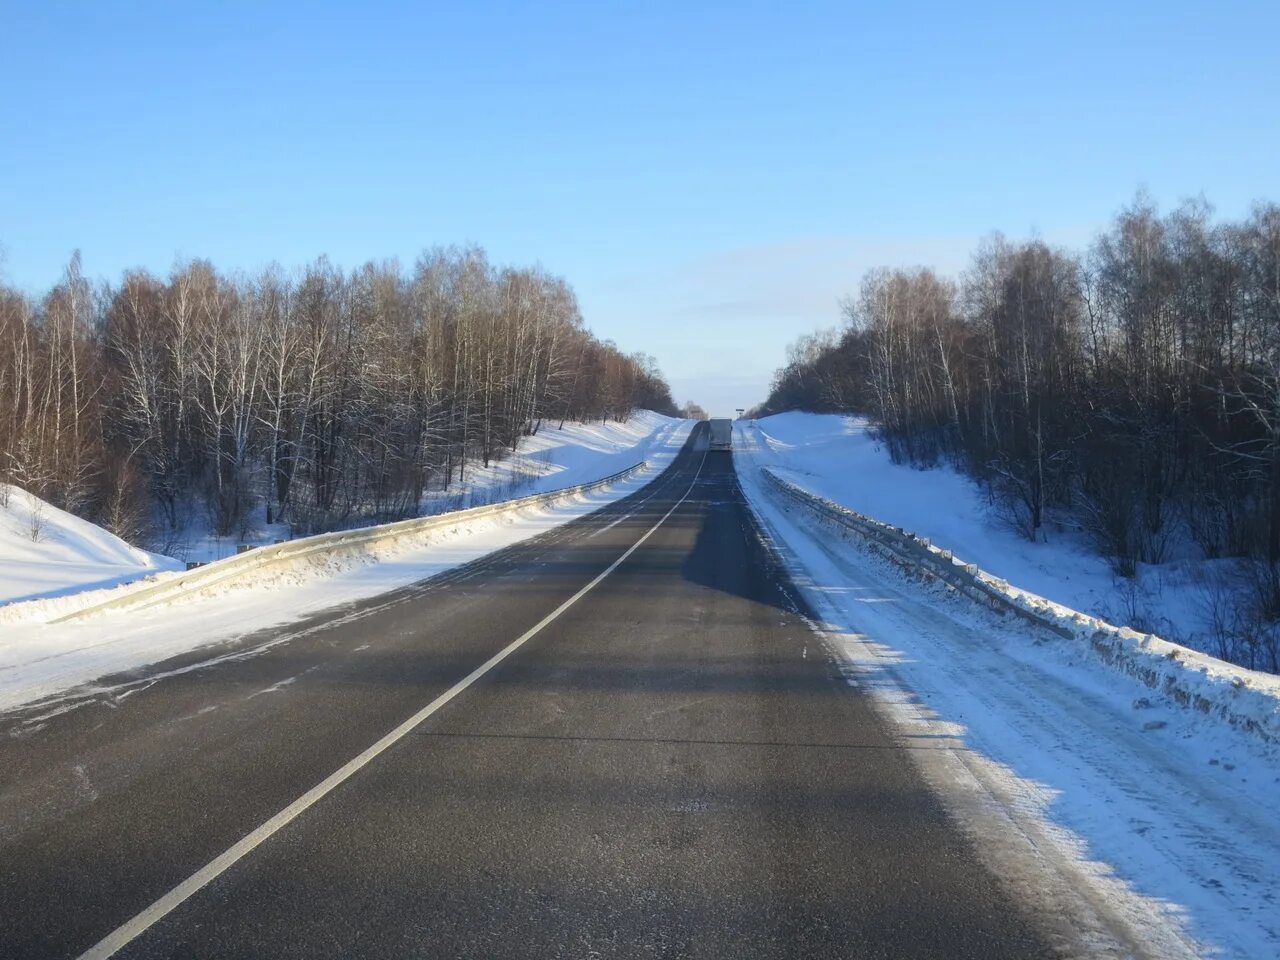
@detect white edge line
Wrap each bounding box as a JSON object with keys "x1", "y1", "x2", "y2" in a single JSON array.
[{"x1": 76, "y1": 447, "x2": 708, "y2": 960}]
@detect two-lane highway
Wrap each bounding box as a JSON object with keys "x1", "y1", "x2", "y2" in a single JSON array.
[{"x1": 1, "y1": 423, "x2": 1059, "y2": 958}]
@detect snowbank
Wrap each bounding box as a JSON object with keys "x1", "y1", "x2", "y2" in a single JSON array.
[
  {"x1": 0, "y1": 486, "x2": 180, "y2": 611},
  {"x1": 53, "y1": 459, "x2": 649, "y2": 624}
]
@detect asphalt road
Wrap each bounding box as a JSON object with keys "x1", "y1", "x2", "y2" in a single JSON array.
[{"x1": 0, "y1": 422, "x2": 1059, "y2": 958}]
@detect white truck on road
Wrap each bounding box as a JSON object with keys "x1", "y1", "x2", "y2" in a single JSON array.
[{"x1": 709, "y1": 418, "x2": 733, "y2": 451}]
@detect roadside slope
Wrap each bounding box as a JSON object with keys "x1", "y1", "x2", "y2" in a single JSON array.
[
  {"x1": 744, "y1": 412, "x2": 1280, "y2": 670},
  {"x1": 0, "y1": 487, "x2": 180, "y2": 607},
  {"x1": 742, "y1": 412, "x2": 1125, "y2": 616},
  {"x1": 419, "y1": 410, "x2": 686, "y2": 511}
]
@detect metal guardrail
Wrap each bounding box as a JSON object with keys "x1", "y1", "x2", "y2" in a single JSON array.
[
  {"x1": 760, "y1": 467, "x2": 1069, "y2": 636},
  {"x1": 53, "y1": 460, "x2": 649, "y2": 623},
  {"x1": 760, "y1": 466, "x2": 1279, "y2": 743}
]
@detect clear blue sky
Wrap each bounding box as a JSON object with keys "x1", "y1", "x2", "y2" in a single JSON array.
[{"x1": 3, "y1": 1, "x2": 1278, "y2": 415}]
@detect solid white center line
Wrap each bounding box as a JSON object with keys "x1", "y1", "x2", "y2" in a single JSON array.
[{"x1": 76, "y1": 450, "x2": 707, "y2": 960}]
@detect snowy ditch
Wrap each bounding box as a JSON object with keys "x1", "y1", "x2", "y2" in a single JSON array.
[{"x1": 761, "y1": 467, "x2": 1280, "y2": 745}]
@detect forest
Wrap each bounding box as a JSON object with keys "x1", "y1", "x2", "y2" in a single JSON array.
[
  {"x1": 755, "y1": 196, "x2": 1280, "y2": 671},
  {"x1": 0, "y1": 247, "x2": 678, "y2": 545}
]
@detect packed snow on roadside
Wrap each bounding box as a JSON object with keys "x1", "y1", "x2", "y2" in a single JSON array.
[
  {"x1": 735, "y1": 418, "x2": 1280, "y2": 959},
  {"x1": 0, "y1": 486, "x2": 181, "y2": 609},
  {"x1": 0, "y1": 417, "x2": 693, "y2": 713},
  {"x1": 741, "y1": 411, "x2": 1265, "y2": 665}
]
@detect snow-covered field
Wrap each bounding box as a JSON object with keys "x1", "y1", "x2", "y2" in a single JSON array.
[
  {"x1": 0, "y1": 487, "x2": 181, "y2": 608},
  {"x1": 0, "y1": 415, "x2": 691, "y2": 712},
  {"x1": 735, "y1": 416, "x2": 1280, "y2": 959}
]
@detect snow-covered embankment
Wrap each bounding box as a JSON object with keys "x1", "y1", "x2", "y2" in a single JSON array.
[{"x1": 0, "y1": 487, "x2": 181, "y2": 616}]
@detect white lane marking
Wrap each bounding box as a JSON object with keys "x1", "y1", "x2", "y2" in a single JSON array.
[
  {"x1": 76, "y1": 450, "x2": 708, "y2": 960},
  {"x1": 585, "y1": 512, "x2": 631, "y2": 539},
  {"x1": 582, "y1": 474, "x2": 681, "y2": 539}
]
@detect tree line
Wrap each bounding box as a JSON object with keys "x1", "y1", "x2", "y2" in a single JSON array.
[
  {"x1": 756, "y1": 196, "x2": 1280, "y2": 670},
  {"x1": 0, "y1": 247, "x2": 678, "y2": 544}
]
